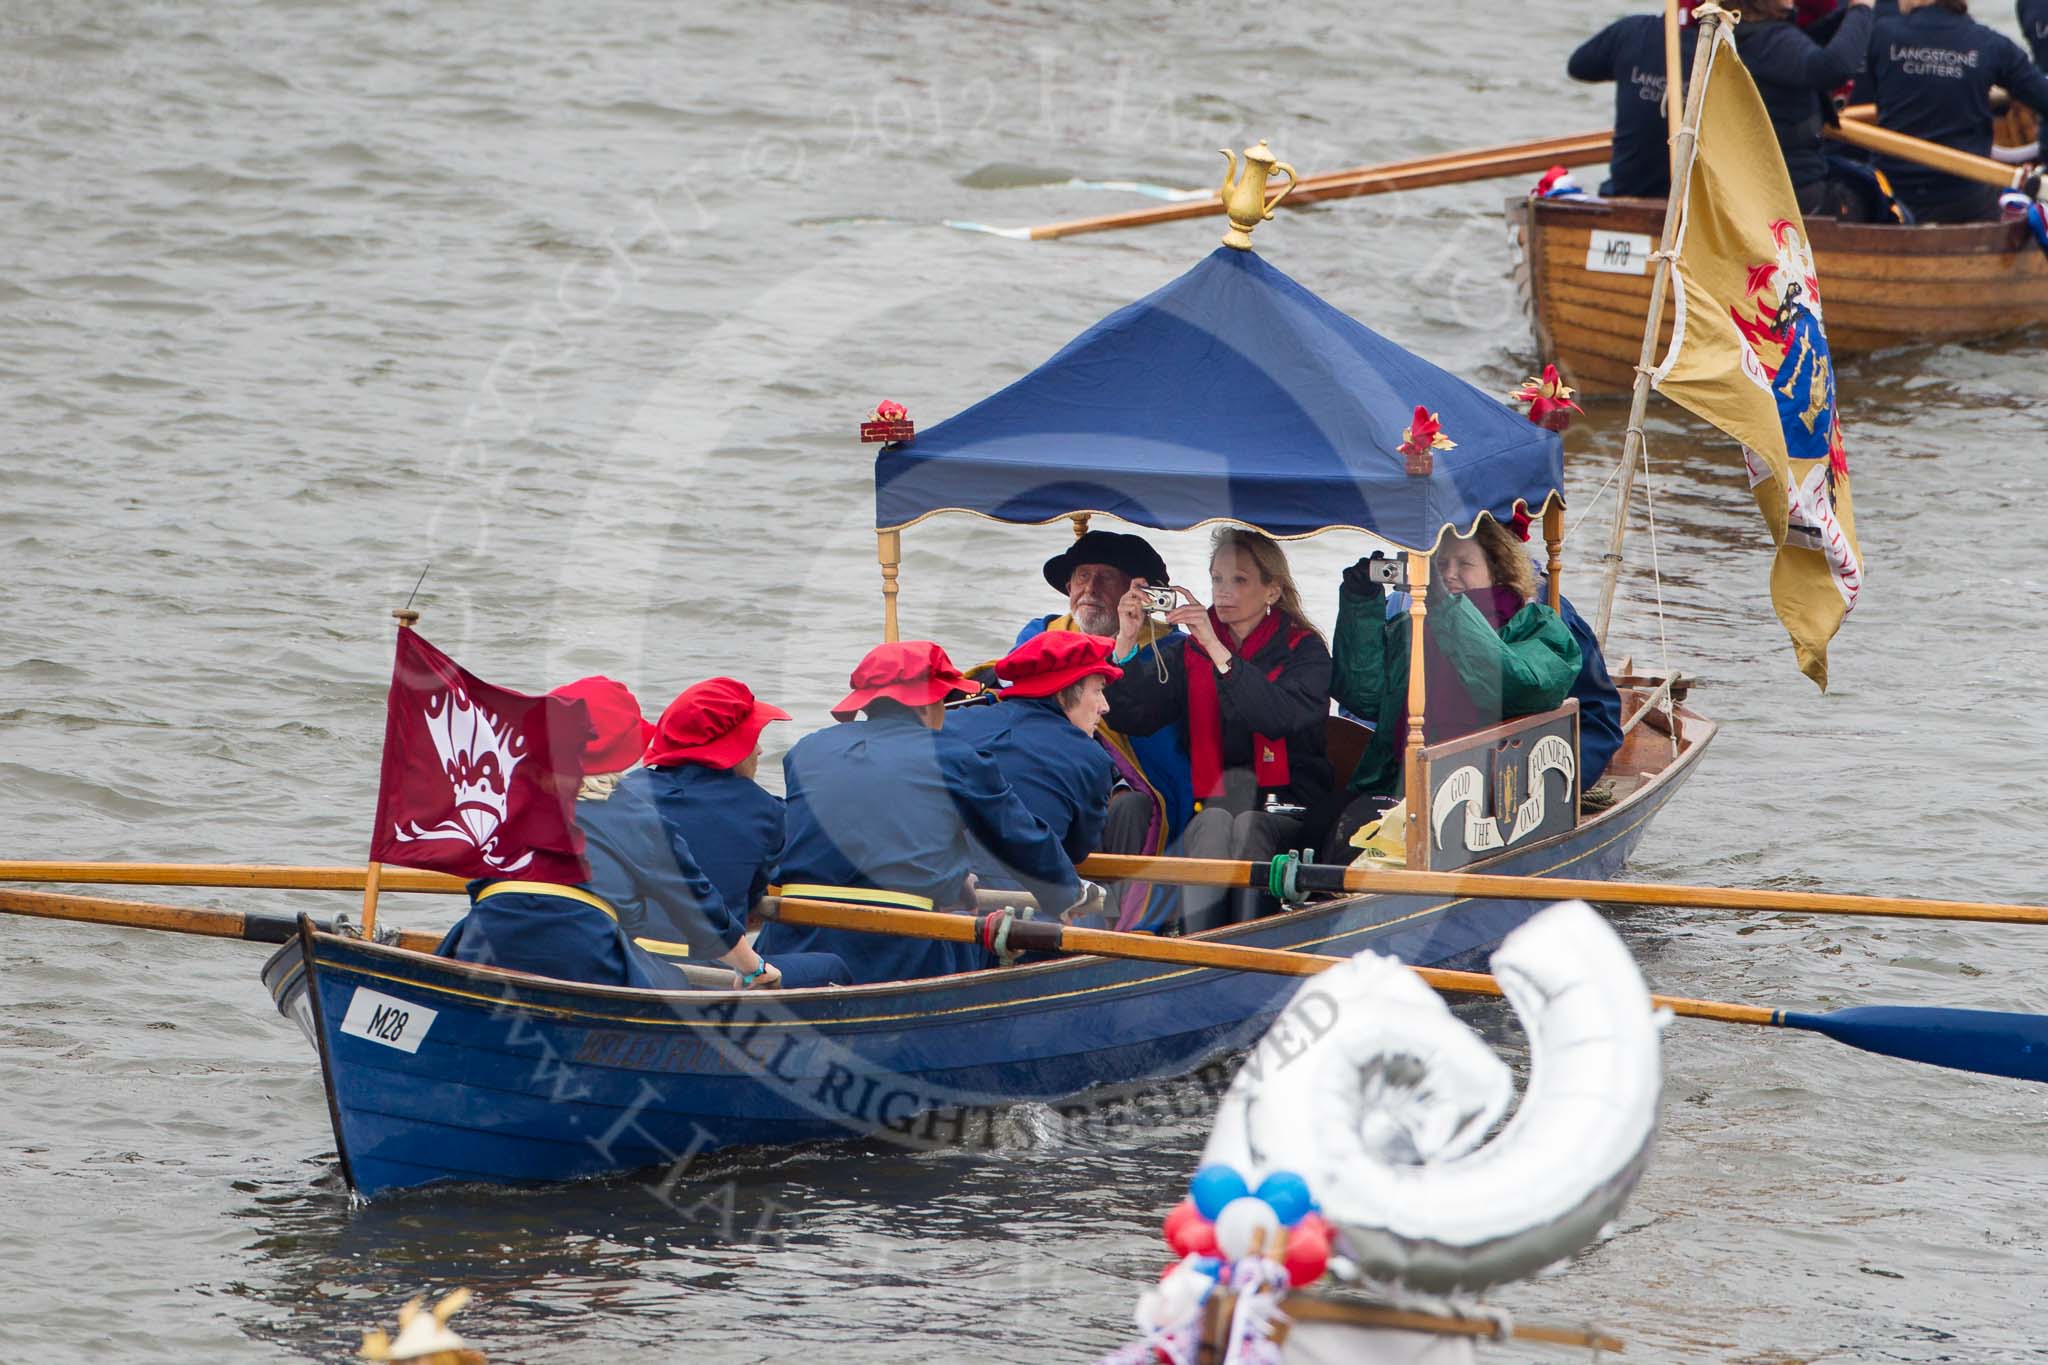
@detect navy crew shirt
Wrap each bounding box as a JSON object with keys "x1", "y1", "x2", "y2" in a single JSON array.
[{"x1": 1569, "y1": 15, "x2": 1700, "y2": 197}]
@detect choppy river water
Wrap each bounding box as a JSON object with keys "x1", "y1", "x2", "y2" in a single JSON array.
[{"x1": 3, "y1": 1, "x2": 2046, "y2": 1360}]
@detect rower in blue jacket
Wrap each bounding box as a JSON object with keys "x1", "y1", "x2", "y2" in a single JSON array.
[
  {"x1": 1568, "y1": 7, "x2": 1702, "y2": 197},
  {"x1": 439, "y1": 676, "x2": 769, "y2": 990},
  {"x1": 2024, "y1": 0, "x2": 2048, "y2": 68},
  {"x1": 1867, "y1": 0, "x2": 2048, "y2": 221},
  {"x1": 626, "y1": 676, "x2": 851, "y2": 988},
  {"x1": 945, "y1": 632, "x2": 1120, "y2": 892},
  {"x1": 755, "y1": 641, "x2": 1089, "y2": 985},
  {"x1": 1729, "y1": 0, "x2": 1876, "y2": 215}
]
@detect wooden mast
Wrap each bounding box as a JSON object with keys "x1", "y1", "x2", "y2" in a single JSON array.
[
  {"x1": 361, "y1": 606, "x2": 419, "y2": 939},
  {"x1": 1663, "y1": 0, "x2": 1683, "y2": 170},
  {"x1": 1592, "y1": 3, "x2": 1721, "y2": 645}
]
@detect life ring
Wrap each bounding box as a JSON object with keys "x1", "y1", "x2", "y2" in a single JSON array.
[{"x1": 1201, "y1": 900, "x2": 1663, "y2": 1294}]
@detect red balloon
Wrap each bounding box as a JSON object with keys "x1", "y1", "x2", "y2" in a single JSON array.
[
  {"x1": 1161, "y1": 1196, "x2": 1199, "y2": 1249},
  {"x1": 1283, "y1": 1219, "x2": 1331, "y2": 1288},
  {"x1": 1172, "y1": 1216, "x2": 1219, "y2": 1258}
]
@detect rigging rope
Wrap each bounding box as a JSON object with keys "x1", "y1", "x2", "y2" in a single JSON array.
[{"x1": 1636, "y1": 437, "x2": 1679, "y2": 752}]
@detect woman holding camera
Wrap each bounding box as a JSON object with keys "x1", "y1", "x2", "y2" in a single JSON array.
[
  {"x1": 1104, "y1": 528, "x2": 1332, "y2": 933},
  {"x1": 1327, "y1": 514, "x2": 1582, "y2": 858}
]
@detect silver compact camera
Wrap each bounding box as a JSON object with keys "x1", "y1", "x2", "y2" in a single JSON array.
[
  {"x1": 1366, "y1": 556, "x2": 1408, "y2": 589},
  {"x1": 1139, "y1": 585, "x2": 1180, "y2": 620}
]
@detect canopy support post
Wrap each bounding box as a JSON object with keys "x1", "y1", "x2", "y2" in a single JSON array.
[
  {"x1": 1544, "y1": 502, "x2": 1564, "y2": 612},
  {"x1": 1402, "y1": 550, "x2": 1432, "y2": 869},
  {"x1": 877, "y1": 530, "x2": 901, "y2": 642},
  {"x1": 1593, "y1": 3, "x2": 1719, "y2": 647},
  {"x1": 1068, "y1": 513, "x2": 1091, "y2": 539}
]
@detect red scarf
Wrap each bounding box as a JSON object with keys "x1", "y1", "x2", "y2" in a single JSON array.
[{"x1": 1186, "y1": 607, "x2": 1304, "y2": 802}]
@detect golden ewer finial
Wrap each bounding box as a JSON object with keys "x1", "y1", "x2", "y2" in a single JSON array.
[{"x1": 1217, "y1": 140, "x2": 1298, "y2": 250}]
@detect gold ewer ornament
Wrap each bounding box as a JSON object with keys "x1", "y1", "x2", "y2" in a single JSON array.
[
  {"x1": 1217, "y1": 139, "x2": 1298, "y2": 250},
  {"x1": 359, "y1": 1288, "x2": 486, "y2": 1365}
]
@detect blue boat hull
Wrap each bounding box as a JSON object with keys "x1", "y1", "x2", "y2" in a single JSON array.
[{"x1": 263, "y1": 725, "x2": 1709, "y2": 1199}]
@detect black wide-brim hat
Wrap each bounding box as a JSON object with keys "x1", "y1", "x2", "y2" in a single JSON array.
[{"x1": 1042, "y1": 530, "x2": 1170, "y2": 593}]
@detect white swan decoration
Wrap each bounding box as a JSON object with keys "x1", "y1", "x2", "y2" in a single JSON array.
[{"x1": 1202, "y1": 900, "x2": 1664, "y2": 1294}]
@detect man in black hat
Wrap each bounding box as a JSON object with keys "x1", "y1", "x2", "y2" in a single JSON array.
[{"x1": 1012, "y1": 530, "x2": 1193, "y2": 931}]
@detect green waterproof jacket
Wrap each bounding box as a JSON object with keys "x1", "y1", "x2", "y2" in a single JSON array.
[{"x1": 1332, "y1": 586, "x2": 1584, "y2": 798}]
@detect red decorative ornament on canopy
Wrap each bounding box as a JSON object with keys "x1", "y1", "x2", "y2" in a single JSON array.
[
  {"x1": 1509, "y1": 365, "x2": 1584, "y2": 434},
  {"x1": 861, "y1": 399, "x2": 914, "y2": 444},
  {"x1": 1397, "y1": 405, "x2": 1455, "y2": 476}
]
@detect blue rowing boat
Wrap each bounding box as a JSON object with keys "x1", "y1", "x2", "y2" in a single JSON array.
[
  {"x1": 263, "y1": 717, "x2": 1707, "y2": 1197},
  {"x1": 262, "y1": 189, "x2": 1715, "y2": 1198}
]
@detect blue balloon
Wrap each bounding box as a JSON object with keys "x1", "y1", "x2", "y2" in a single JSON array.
[
  {"x1": 1189, "y1": 1165, "x2": 1249, "y2": 1221},
  {"x1": 1254, "y1": 1171, "x2": 1313, "y2": 1227}
]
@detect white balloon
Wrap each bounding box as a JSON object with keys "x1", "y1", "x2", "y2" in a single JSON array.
[{"x1": 1212, "y1": 1195, "x2": 1283, "y2": 1261}]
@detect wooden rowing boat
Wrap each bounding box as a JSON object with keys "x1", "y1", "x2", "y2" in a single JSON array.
[
  {"x1": 263, "y1": 688, "x2": 1711, "y2": 1199},
  {"x1": 1510, "y1": 193, "x2": 2048, "y2": 396}
]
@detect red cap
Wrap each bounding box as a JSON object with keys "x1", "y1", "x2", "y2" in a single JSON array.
[
  {"x1": 994, "y1": 631, "x2": 1122, "y2": 699},
  {"x1": 549, "y1": 676, "x2": 655, "y2": 775},
  {"x1": 831, "y1": 641, "x2": 981, "y2": 721},
  {"x1": 645, "y1": 677, "x2": 791, "y2": 770}
]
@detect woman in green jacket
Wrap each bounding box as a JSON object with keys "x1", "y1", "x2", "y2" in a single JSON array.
[{"x1": 1325, "y1": 513, "x2": 1582, "y2": 858}]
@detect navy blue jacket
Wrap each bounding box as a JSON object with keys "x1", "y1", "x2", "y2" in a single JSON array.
[
  {"x1": 1869, "y1": 6, "x2": 2048, "y2": 209},
  {"x1": 2024, "y1": 0, "x2": 2048, "y2": 69},
  {"x1": 1734, "y1": 6, "x2": 1873, "y2": 189},
  {"x1": 626, "y1": 764, "x2": 784, "y2": 917},
  {"x1": 438, "y1": 789, "x2": 731, "y2": 988},
  {"x1": 1569, "y1": 16, "x2": 1700, "y2": 197},
  {"x1": 1554, "y1": 594, "x2": 1624, "y2": 790},
  {"x1": 944, "y1": 695, "x2": 1115, "y2": 882},
  {"x1": 756, "y1": 710, "x2": 1083, "y2": 984}
]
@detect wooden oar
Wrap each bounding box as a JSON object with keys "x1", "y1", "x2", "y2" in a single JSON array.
[
  {"x1": 962, "y1": 131, "x2": 1613, "y2": 241},
  {"x1": 1823, "y1": 115, "x2": 2031, "y2": 191},
  {"x1": 0, "y1": 887, "x2": 445, "y2": 953},
  {"x1": 1074, "y1": 853, "x2": 2048, "y2": 928},
  {"x1": 762, "y1": 897, "x2": 2048, "y2": 1085},
  {"x1": 6, "y1": 855, "x2": 2048, "y2": 928},
  {"x1": 0, "y1": 860, "x2": 467, "y2": 893},
  {"x1": 0, "y1": 887, "x2": 741, "y2": 988},
  {"x1": 1281, "y1": 1296, "x2": 1623, "y2": 1354}
]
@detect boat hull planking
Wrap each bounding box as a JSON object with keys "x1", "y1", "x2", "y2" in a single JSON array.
[{"x1": 1510, "y1": 195, "x2": 2048, "y2": 396}]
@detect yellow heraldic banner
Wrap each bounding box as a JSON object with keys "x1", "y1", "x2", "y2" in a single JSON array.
[{"x1": 1652, "y1": 17, "x2": 1863, "y2": 690}]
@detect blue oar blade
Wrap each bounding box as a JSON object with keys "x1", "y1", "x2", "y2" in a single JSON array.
[{"x1": 1781, "y1": 1006, "x2": 2048, "y2": 1084}]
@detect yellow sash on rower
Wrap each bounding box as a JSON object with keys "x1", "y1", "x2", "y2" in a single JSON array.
[
  {"x1": 777, "y1": 883, "x2": 936, "y2": 912},
  {"x1": 476, "y1": 880, "x2": 618, "y2": 918},
  {"x1": 475, "y1": 879, "x2": 690, "y2": 958}
]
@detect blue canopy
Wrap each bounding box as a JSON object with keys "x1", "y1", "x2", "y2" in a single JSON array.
[{"x1": 875, "y1": 248, "x2": 1563, "y2": 550}]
